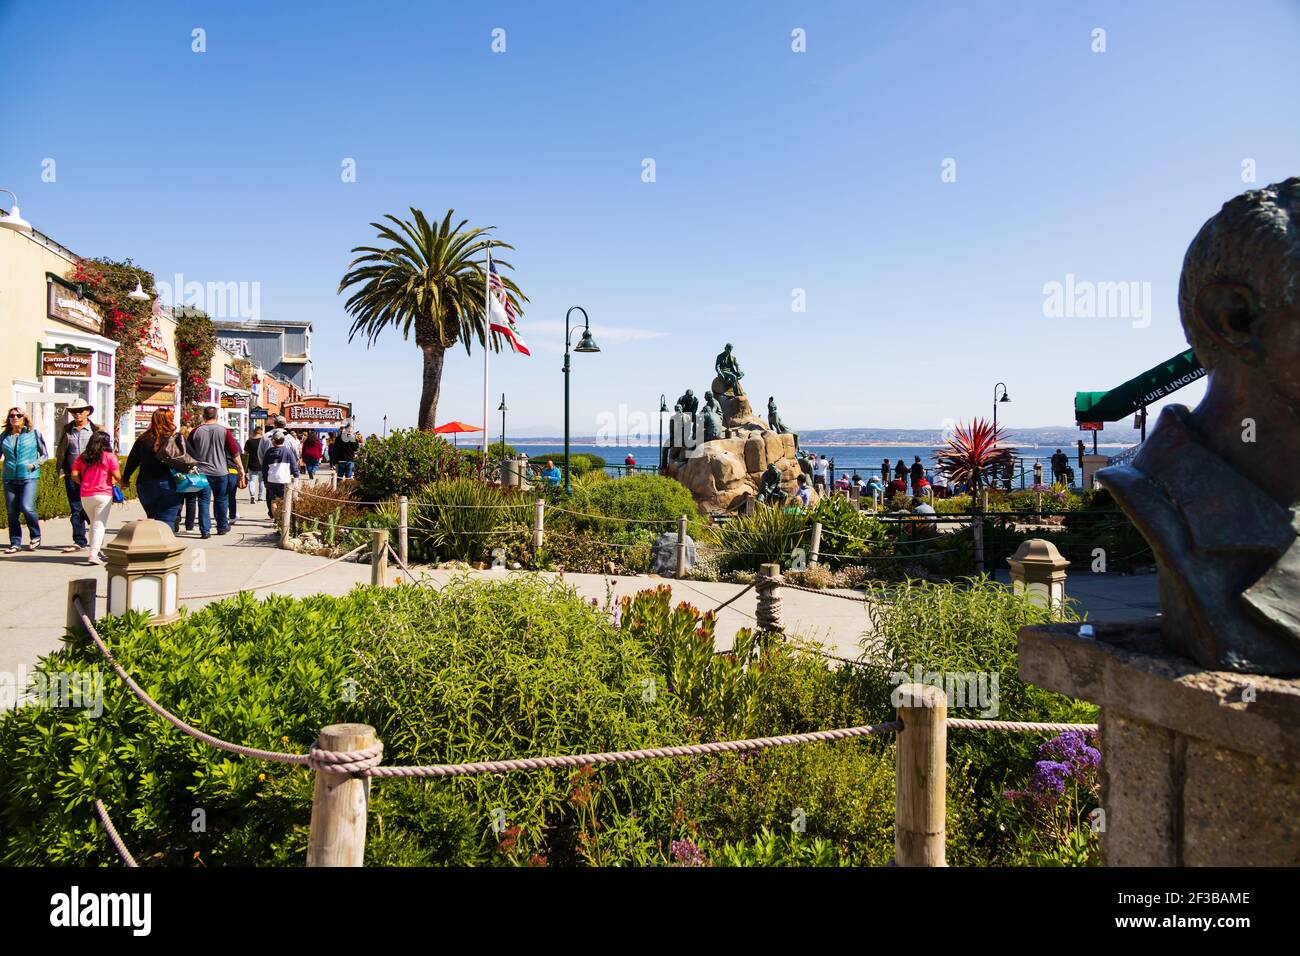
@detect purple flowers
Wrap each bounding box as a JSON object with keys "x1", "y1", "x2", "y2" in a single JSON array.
[
  {"x1": 1004, "y1": 730, "x2": 1101, "y2": 806},
  {"x1": 670, "y1": 838, "x2": 708, "y2": 867}
]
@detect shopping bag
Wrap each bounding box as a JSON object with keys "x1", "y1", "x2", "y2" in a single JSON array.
[{"x1": 172, "y1": 470, "x2": 210, "y2": 493}]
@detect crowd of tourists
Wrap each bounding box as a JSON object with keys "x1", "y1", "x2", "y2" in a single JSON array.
[{"x1": 0, "y1": 397, "x2": 364, "y2": 563}]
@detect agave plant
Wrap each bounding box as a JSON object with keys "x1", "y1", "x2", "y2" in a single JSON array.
[{"x1": 934, "y1": 418, "x2": 1016, "y2": 495}]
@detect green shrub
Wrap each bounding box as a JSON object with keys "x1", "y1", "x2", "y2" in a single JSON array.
[
  {"x1": 806, "y1": 496, "x2": 889, "y2": 568},
  {"x1": 408, "y1": 478, "x2": 533, "y2": 563},
  {"x1": 353, "y1": 429, "x2": 472, "y2": 499},
  {"x1": 563, "y1": 474, "x2": 700, "y2": 532},
  {"x1": 707, "y1": 503, "x2": 809, "y2": 572}
]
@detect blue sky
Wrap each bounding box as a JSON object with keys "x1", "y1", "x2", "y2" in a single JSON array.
[{"x1": 3, "y1": 0, "x2": 1298, "y2": 438}]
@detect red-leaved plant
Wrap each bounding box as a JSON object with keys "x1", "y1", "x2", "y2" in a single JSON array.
[{"x1": 934, "y1": 418, "x2": 1015, "y2": 495}]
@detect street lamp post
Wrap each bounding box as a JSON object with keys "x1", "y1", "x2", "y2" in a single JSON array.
[
  {"x1": 993, "y1": 383, "x2": 1011, "y2": 489},
  {"x1": 563, "y1": 306, "x2": 600, "y2": 495},
  {"x1": 498, "y1": 393, "x2": 507, "y2": 453},
  {"x1": 0, "y1": 188, "x2": 32, "y2": 233},
  {"x1": 382, "y1": 415, "x2": 387, "y2": 437}
]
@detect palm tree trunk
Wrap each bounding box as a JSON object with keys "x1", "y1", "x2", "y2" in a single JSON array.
[{"x1": 418, "y1": 344, "x2": 446, "y2": 430}]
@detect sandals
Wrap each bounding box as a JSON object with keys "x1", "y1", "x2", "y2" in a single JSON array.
[
  {"x1": 61, "y1": 545, "x2": 84, "y2": 554},
  {"x1": 28, "y1": 540, "x2": 40, "y2": 551},
  {"x1": 3, "y1": 546, "x2": 18, "y2": 555}
]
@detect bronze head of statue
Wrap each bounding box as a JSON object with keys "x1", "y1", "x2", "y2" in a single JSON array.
[{"x1": 1099, "y1": 177, "x2": 1300, "y2": 674}]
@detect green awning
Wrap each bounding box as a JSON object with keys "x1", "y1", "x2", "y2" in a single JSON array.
[{"x1": 1074, "y1": 349, "x2": 1206, "y2": 423}]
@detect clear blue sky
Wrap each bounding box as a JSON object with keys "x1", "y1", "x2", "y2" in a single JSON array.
[{"x1": 3, "y1": 1, "x2": 1298, "y2": 438}]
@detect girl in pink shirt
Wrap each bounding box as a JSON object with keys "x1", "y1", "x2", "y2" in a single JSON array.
[{"x1": 70, "y1": 432, "x2": 121, "y2": 565}]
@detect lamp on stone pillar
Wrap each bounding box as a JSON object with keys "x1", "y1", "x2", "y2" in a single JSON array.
[
  {"x1": 1006, "y1": 538, "x2": 1070, "y2": 612},
  {"x1": 103, "y1": 520, "x2": 186, "y2": 625}
]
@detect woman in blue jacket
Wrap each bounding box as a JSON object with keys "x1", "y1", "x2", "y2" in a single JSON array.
[{"x1": 1, "y1": 407, "x2": 46, "y2": 553}]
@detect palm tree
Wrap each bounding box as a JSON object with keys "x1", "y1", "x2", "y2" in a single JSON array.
[{"x1": 338, "y1": 208, "x2": 527, "y2": 430}]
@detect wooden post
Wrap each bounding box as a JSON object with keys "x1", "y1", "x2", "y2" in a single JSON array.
[
  {"x1": 66, "y1": 579, "x2": 97, "y2": 635},
  {"x1": 306, "y1": 723, "x2": 376, "y2": 867},
  {"x1": 330, "y1": 472, "x2": 338, "y2": 490},
  {"x1": 973, "y1": 514, "x2": 985, "y2": 574},
  {"x1": 533, "y1": 498, "x2": 545, "y2": 552},
  {"x1": 397, "y1": 496, "x2": 409, "y2": 567},
  {"x1": 894, "y1": 682, "x2": 947, "y2": 866},
  {"x1": 676, "y1": 515, "x2": 688, "y2": 579},
  {"x1": 370, "y1": 530, "x2": 389, "y2": 587},
  {"x1": 981, "y1": 488, "x2": 989, "y2": 512},
  {"x1": 279, "y1": 482, "x2": 294, "y2": 549},
  {"x1": 809, "y1": 521, "x2": 822, "y2": 566}
]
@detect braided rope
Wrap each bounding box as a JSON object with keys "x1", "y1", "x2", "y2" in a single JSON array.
[
  {"x1": 309, "y1": 740, "x2": 385, "y2": 774},
  {"x1": 366, "y1": 722, "x2": 902, "y2": 778},
  {"x1": 947, "y1": 718, "x2": 1099, "y2": 733},
  {"x1": 550, "y1": 506, "x2": 681, "y2": 525},
  {"x1": 93, "y1": 800, "x2": 138, "y2": 868},
  {"x1": 754, "y1": 574, "x2": 783, "y2": 633},
  {"x1": 179, "y1": 543, "x2": 368, "y2": 600},
  {"x1": 75, "y1": 596, "x2": 310, "y2": 765},
  {"x1": 777, "y1": 580, "x2": 869, "y2": 603}
]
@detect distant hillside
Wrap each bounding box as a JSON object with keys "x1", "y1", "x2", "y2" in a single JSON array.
[{"x1": 797, "y1": 426, "x2": 1140, "y2": 447}]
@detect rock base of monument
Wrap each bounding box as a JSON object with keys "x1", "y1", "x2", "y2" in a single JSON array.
[{"x1": 1018, "y1": 617, "x2": 1300, "y2": 866}]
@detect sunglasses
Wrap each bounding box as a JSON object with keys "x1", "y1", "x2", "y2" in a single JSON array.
[{"x1": 7, "y1": 413, "x2": 23, "y2": 419}]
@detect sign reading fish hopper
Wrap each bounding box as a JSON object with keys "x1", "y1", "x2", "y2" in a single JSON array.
[{"x1": 285, "y1": 398, "x2": 351, "y2": 429}]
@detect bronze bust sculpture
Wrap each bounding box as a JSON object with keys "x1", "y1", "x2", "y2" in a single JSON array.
[{"x1": 1099, "y1": 177, "x2": 1300, "y2": 674}]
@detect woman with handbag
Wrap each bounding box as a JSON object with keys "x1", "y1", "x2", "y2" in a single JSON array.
[
  {"x1": 69, "y1": 431, "x2": 122, "y2": 565},
  {"x1": 2, "y1": 407, "x2": 47, "y2": 553},
  {"x1": 122, "y1": 408, "x2": 198, "y2": 528}
]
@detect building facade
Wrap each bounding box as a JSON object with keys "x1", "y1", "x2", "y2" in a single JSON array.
[{"x1": 214, "y1": 320, "x2": 314, "y2": 395}]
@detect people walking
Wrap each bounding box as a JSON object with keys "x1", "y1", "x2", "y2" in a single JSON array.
[
  {"x1": 301, "y1": 432, "x2": 323, "y2": 478},
  {"x1": 54, "y1": 398, "x2": 103, "y2": 554},
  {"x1": 812, "y1": 453, "x2": 829, "y2": 493},
  {"x1": 244, "y1": 428, "x2": 264, "y2": 503},
  {"x1": 332, "y1": 427, "x2": 357, "y2": 480},
  {"x1": 261, "y1": 431, "x2": 299, "y2": 519},
  {"x1": 2, "y1": 407, "x2": 46, "y2": 553},
  {"x1": 69, "y1": 431, "x2": 121, "y2": 565},
  {"x1": 1050, "y1": 448, "x2": 1069, "y2": 484},
  {"x1": 122, "y1": 408, "x2": 197, "y2": 528},
  {"x1": 187, "y1": 406, "x2": 246, "y2": 536}
]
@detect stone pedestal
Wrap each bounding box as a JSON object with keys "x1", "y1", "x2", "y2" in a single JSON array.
[
  {"x1": 1019, "y1": 618, "x2": 1300, "y2": 866},
  {"x1": 1080, "y1": 453, "x2": 1110, "y2": 490}
]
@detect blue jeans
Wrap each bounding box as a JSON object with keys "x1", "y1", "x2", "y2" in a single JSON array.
[
  {"x1": 4, "y1": 479, "x2": 40, "y2": 546},
  {"x1": 226, "y1": 473, "x2": 240, "y2": 521},
  {"x1": 207, "y1": 473, "x2": 230, "y2": 532},
  {"x1": 63, "y1": 476, "x2": 88, "y2": 546},
  {"x1": 305, "y1": 460, "x2": 319, "y2": 478},
  {"x1": 137, "y1": 476, "x2": 182, "y2": 528},
  {"x1": 334, "y1": 460, "x2": 354, "y2": 479}
]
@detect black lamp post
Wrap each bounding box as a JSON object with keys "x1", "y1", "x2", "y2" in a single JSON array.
[
  {"x1": 993, "y1": 383, "x2": 1011, "y2": 489},
  {"x1": 497, "y1": 393, "x2": 507, "y2": 454},
  {"x1": 563, "y1": 306, "x2": 600, "y2": 495},
  {"x1": 658, "y1": 394, "x2": 668, "y2": 473}
]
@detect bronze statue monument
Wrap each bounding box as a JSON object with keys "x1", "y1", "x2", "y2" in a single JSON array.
[
  {"x1": 699, "y1": 391, "x2": 724, "y2": 441},
  {"x1": 767, "y1": 396, "x2": 789, "y2": 434},
  {"x1": 1099, "y1": 177, "x2": 1300, "y2": 674},
  {"x1": 714, "y1": 344, "x2": 744, "y2": 395},
  {"x1": 676, "y1": 389, "x2": 699, "y2": 422},
  {"x1": 756, "y1": 462, "x2": 787, "y2": 504}
]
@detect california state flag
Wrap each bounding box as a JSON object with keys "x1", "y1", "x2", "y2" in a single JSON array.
[{"x1": 487, "y1": 253, "x2": 529, "y2": 356}]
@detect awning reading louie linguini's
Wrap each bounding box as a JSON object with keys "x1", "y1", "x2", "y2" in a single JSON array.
[{"x1": 1074, "y1": 349, "x2": 1206, "y2": 423}]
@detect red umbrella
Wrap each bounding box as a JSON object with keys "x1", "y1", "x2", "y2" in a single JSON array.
[{"x1": 433, "y1": 421, "x2": 482, "y2": 447}]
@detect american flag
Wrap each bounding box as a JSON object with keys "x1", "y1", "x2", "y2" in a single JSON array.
[{"x1": 487, "y1": 256, "x2": 530, "y2": 356}]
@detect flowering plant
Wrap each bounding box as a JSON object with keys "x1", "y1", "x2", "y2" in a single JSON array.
[
  {"x1": 1003, "y1": 730, "x2": 1101, "y2": 865},
  {"x1": 69, "y1": 258, "x2": 156, "y2": 422}
]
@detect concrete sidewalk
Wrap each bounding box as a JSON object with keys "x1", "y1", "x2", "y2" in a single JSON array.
[{"x1": 1, "y1": 496, "x2": 1160, "y2": 694}]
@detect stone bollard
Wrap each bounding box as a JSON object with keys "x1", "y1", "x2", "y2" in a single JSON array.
[
  {"x1": 103, "y1": 520, "x2": 185, "y2": 626},
  {"x1": 1006, "y1": 538, "x2": 1070, "y2": 613},
  {"x1": 894, "y1": 682, "x2": 947, "y2": 866}
]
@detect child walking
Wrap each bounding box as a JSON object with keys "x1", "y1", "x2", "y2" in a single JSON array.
[{"x1": 69, "y1": 432, "x2": 121, "y2": 565}]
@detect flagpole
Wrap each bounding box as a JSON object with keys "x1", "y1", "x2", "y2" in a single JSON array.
[{"x1": 483, "y1": 245, "x2": 491, "y2": 479}]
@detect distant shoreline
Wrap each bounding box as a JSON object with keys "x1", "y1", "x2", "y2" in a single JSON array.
[{"x1": 508, "y1": 439, "x2": 1137, "y2": 450}]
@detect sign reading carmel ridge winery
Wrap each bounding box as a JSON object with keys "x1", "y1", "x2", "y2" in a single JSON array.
[{"x1": 38, "y1": 346, "x2": 94, "y2": 379}]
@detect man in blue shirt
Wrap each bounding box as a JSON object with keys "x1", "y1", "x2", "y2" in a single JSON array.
[{"x1": 541, "y1": 459, "x2": 563, "y2": 487}]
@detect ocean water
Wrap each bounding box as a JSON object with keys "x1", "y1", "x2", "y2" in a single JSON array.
[{"x1": 513, "y1": 442, "x2": 1131, "y2": 478}]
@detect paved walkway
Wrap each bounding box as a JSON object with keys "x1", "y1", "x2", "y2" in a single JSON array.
[{"x1": 0, "y1": 496, "x2": 1160, "y2": 699}]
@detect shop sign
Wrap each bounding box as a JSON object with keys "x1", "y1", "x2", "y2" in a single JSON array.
[
  {"x1": 224, "y1": 365, "x2": 243, "y2": 388},
  {"x1": 1079, "y1": 421, "x2": 1104, "y2": 432},
  {"x1": 250, "y1": 407, "x2": 269, "y2": 421},
  {"x1": 141, "y1": 321, "x2": 169, "y2": 361},
  {"x1": 46, "y1": 275, "x2": 103, "y2": 334},
  {"x1": 136, "y1": 385, "x2": 176, "y2": 406},
  {"x1": 220, "y1": 391, "x2": 247, "y2": 410},
  {"x1": 134, "y1": 403, "x2": 172, "y2": 433},
  {"x1": 38, "y1": 345, "x2": 94, "y2": 379},
  {"x1": 285, "y1": 400, "x2": 350, "y2": 425}
]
